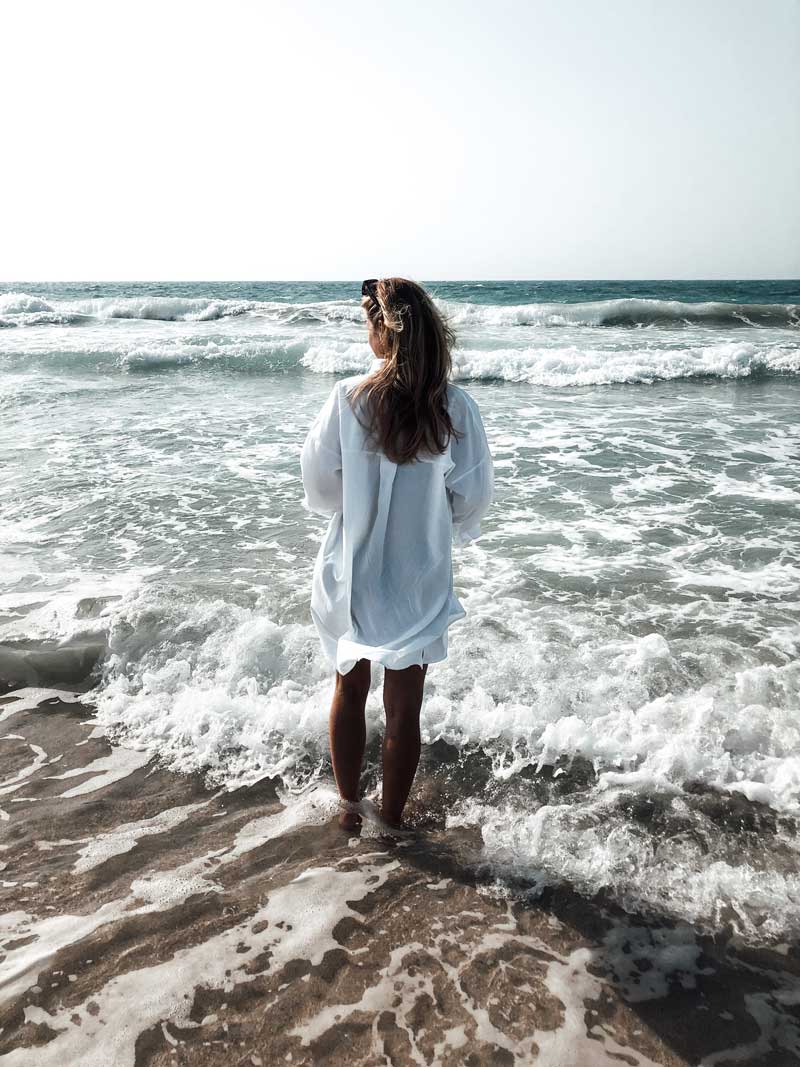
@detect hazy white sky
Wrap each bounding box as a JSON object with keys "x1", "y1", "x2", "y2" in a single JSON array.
[{"x1": 3, "y1": 0, "x2": 798, "y2": 280}]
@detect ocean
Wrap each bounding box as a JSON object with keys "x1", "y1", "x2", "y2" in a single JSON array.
[{"x1": 1, "y1": 278, "x2": 799, "y2": 954}]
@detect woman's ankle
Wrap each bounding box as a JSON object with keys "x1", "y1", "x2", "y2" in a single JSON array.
[{"x1": 380, "y1": 805, "x2": 404, "y2": 828}]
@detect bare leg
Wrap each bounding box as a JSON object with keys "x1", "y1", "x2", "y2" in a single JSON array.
[
  {"x1": 381, "y1": 663, "x2": 429, "y2": 827},
  {"x1": 329, "y1": 658, "x2": 371, "y2": 830}
]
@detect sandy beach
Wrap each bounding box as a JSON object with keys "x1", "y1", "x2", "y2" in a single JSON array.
[{"x1": 1, "y1": 684, "x2": 798, "y2": 1066}]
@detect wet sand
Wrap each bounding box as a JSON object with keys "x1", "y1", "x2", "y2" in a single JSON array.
[{"x1": 1, "y1": 687, "x2": 798, "y2": 1066}]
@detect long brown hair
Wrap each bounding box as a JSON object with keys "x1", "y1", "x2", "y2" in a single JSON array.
[{"x1": 348, "y1": 277, "x2": 463, "y2": 464}]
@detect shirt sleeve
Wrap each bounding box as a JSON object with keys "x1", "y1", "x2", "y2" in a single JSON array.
[
  {"x1": 445, "y1": 392, "x2": 494, "y2": 546},
  {"x1": 300, "y1": 382, "x2": 343, "y2": 516}
]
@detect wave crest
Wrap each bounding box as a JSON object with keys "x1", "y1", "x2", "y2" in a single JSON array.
[
  {"x1": 442, "y1": 297, "x2": 800, "y2": 329},
  {"x1": 3, "y1": 335, "x2": 798, "y2": 384},
  {"x1": 2, "y1": 292, "x2": 798, "y2": 329},
  {"x1": 301, "y1": 340, "x2": 799, "y2": 386}
]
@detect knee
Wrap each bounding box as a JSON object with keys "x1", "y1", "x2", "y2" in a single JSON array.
[
  {"x1": 335, "y1": 662, "x2": 371, "y2": 706},
  {"x1": 384, "y1": 701, "x2": 421, "y2": 735}
]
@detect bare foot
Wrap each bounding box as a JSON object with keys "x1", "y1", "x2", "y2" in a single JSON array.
[
  {"x1": 338, "y1": 809, "x2": 362, "y2": 832},
  {"x1": 359, "y1": 798, "x2": 414, "y2": 836},
  {"x1": 338, "y1": 798, "x2": 362, "y2": 833}
]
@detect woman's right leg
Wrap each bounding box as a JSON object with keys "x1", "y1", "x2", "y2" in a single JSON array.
[
  {"x1": 381, "y1": 663, "x2": 429, "y2": 826},
  {"x1": 329, "y1": 658, "x2": 371, "y2": 829}
]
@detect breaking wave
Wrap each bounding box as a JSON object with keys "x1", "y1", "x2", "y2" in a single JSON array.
[
  {"x1": 442, "y1": 297, "x2": 800, "y2": 329},
  {"x1": 1, "y1": 292, "x2": 798, "y2": 329},
  {"x1": 65, "y1": 582, "x2": 800, "y2": 941},
  {"x1": 2, "y1": 334, "x2": 798, "y2": 385},
  {"x1": 302, "y1": 340, "x2": 800, "y2": 385}
]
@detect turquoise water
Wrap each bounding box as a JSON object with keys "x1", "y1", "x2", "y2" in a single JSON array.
[
  {"x1": 1, "y1": 280, "x2": 799, "y2": 938},
  {"x1": 3, "y1": 278, "x2": 798, "y2": 309}
]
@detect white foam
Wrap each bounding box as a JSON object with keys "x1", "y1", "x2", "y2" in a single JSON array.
[
  {"x1": 83, "y1": 578, "x2": 800, "y2": 812},
  {"x1": 1, "y1": 858, "x2": 400, "y2": 1067},
  {"x1": 0, "y1": 786, "x2": 338, "y2": 1008},
  {"x1": 447, "y1": 341, "x2": 800, "y2": 386},
  {"x1": 291, "y1": 899, "x2": 664, "y2": 1067},
  {"x1": 296, "y1": 337, "x2": 800, "y2": 386},
  {"x1": 0, "y1": 687, "x2": 86, "y2": 708},
  {"x1": 441, "y1": 297, "x2": 800, "y2": 330},
  {"x1": 448, "y1": 794, "x2": 800, "y2": 941},
  {"x1": 68, "y1": 801, "x2": 211, "y2": 873},
  {"x1": 0, "y1": 292, "x2": 54, "y2": 315},
  {"x1": 44, "y1": 747, "x2": 151, "y2": 798},
  {"x1": 300, "y1": 341, "x2": 372, "y2": 375}
]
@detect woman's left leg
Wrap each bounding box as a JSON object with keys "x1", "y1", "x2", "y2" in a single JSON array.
[
  {"x1": 381, "y1": 662, "x2": 429, "y2": 827},
  {"x1": 329, "y1": 658, "x2": 371, "y2": 827}
]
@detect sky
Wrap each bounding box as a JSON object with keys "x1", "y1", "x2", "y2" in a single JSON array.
[{"x1": 2, "y1": 0, "x2": 799, "y2": 280}]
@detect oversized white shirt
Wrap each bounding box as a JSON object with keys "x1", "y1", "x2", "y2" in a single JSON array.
[{"x1": 300, "y1": 357, "x2": 494, "y2": 675}]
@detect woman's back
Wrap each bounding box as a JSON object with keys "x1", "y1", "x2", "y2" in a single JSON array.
[{"x1": 301, "y1": 360, "x2": 493, "y2": 675}]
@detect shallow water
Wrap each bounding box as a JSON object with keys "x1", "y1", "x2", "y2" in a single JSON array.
[
  {"x1": 1, "y1": 280, "x2": 799, "y2": 942},
  {"x1": 6, "y1": 688, "x2": 799, "y2": 1066}
]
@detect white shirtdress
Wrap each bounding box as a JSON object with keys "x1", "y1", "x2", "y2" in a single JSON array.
[{"x1": 300, "y1": 357, "x2": 494, "y2": 676}]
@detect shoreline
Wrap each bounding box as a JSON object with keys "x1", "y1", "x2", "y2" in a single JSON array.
[{"x1": 1, "y1": 687, "x2": 798, "y2": 1065}]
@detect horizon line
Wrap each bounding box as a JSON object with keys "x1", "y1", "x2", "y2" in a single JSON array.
[{"x1": 2, "y1": 277, "x2": 799, "y2": 285}]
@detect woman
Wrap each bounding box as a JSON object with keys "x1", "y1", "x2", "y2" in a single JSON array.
[{"x1": 300, "y1": 277, "x2": 494, "y2": 831}]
